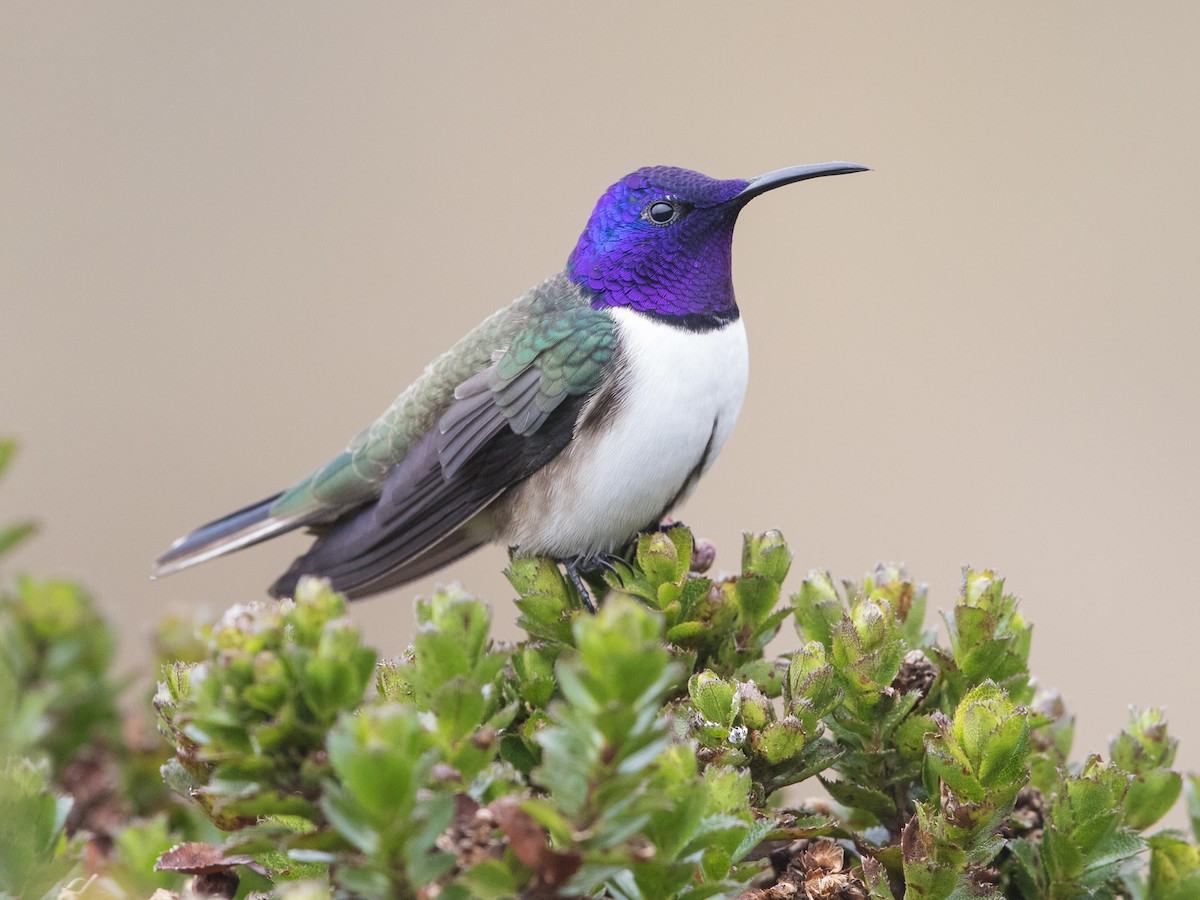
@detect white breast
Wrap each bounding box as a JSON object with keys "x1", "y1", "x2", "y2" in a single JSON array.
[{"x1": 491, "y1": 307, "x2": 749, "y2": 559}]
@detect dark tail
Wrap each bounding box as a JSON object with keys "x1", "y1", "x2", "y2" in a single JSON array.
[{"x1": 153, "y1": 492, "x2": 299, "y2": 579}]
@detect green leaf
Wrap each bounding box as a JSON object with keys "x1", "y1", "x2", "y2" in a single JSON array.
[
  {"x1": 861, "y1": 856, "x2": 898, "y2": 899},
  {"x1": 666, "y1": 620, "x2": 709, "y2": 643},
  {"x1": 664, "y1": 525, "x2": 696, "y2": 572},
  {"x1": 730, "y1": 814, "x2": 780, "y2": 864},
  {"x1": 734, "y1": 572, "x2": 780, "y2": 629},
  {"x1": 417, "y1": 592, "x2": 492, "y2": 664},
  {"x1": 13, "y1": 511, "x2": 1189, "y2": 900},
  {"x1": 793, "y1": 571, "x2": 844, "y2": 649},
  {"x1": 509, "y1": 555, "x2": 583, "y2": 642},
  {"x1": 402, "y1": 793, "x2": 456, "y2": 883},
  {"x1": 1125, "y1": 769, "x2": 1183, "y2": 832},
  {"x1": 638, "y1": 530, "x2": 685, "y2": 593},
  {"x1": 1149, "y1": 833, "x2": 1200, "y2": 898},
  {"x1": 821, "y1": 775, "x2": 897, "y2": 823},
  {"x1": 1079, "y1": 827, "x2": 1146, "y2": 883},
  {"x1": 0, "y1": 522, "x2": 36, "y2": 559},
  {"x1": 1188, "y1": 774, "x2": 1200, "y2": 843},
  {"x1": 742, "y1": 530, "x2": 792, "y2": 584},
  {"x1": 737, "y1": 682, "x2": 773, "y2": 731},
  {"x1": 458, "y1": 859, "x2": 520, "y2": 899},
  {"x1": 434, "y1": 678, "x2": 489, "y2": 743},
  {"x1": 688, "y1": 671, "x2": 737, "y2": 727},
  {"x1": 751, "y1": 716, "x2": 809, "y2": 765},
  {"x1": 0, "y1": 758, "x2": 79, "y2": 898},
  {"x1": 0, "y1": 439, "x2": 16, "y2": 478}
]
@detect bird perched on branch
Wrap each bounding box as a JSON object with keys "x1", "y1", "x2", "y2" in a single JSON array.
[{"x1": 155, "y1": 161, "x2": 868, "y2": 604}]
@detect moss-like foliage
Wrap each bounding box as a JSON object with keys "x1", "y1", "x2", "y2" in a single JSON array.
[
  {"x1": 142, "y1": 529, "x2": 1200, "y2": 899},
  {"x1": 3, "y1": 438, "x2": 1200, "y2": 899}
]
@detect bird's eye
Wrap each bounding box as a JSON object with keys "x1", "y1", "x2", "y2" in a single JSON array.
[{"x1": 644, "y1": 199, "x2": 682, "y2": 225}]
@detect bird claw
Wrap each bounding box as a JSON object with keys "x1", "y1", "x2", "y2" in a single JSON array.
[
  {"x1": 564, "y1": 552, "x2": 627, "y2": 612},
  {"x1": 564, "y1": 562, "x2": 597, "y2": 613}
]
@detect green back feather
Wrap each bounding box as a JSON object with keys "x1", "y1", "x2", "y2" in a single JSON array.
[{"x1": 271, "y1": 274, "x2": 615, "y2": 520}]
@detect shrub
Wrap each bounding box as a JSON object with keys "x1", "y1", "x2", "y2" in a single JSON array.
[{"x1": 4, "y1": 437, "x2": 1199, "y2": 898}]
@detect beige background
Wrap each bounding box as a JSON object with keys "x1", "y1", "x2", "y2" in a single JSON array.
[{"x1": 3, "y1": 3, "x2": 1198, "y2": 803}]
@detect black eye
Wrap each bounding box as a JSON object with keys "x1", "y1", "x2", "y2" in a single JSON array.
[{"x1": 644, "y1": 199, "x2": 680, "y2": 225}]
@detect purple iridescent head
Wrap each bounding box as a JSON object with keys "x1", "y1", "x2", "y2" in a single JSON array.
[{"x1": 568, "y1": 162, "x2": 868, "y2": 325}]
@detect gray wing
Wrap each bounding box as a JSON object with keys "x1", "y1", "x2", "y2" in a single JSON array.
[
  {"x1": 269, "y1": 391, "x2": 589, "y2": 598},
  {"x1": 269, "y1": 301, "x2": 616, "y2": 599}
]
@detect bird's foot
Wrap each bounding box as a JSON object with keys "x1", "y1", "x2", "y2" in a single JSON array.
[
  {"x1": 564, "y1": 552, "x2": 626, "y2": 613},
  {"x1": 564, "y1": 561, "x2": 596, "y2": 613}
]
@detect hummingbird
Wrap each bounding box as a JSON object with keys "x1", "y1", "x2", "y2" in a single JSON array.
[{"x1": 155, "y1": 161, "x2": 868, "y2": 604}]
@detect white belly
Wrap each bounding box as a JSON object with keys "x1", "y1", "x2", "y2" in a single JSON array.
[{"x1": 490, "y1": 307, "x2": 749, "y2": 558}]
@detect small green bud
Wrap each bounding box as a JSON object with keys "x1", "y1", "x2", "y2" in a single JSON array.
[
  {"x1": 736, "y1": 681, "x2": 773, "y2": 731},
  {"x1": 952, "y1": 681, "x2": 1029, "y2": 789},
  {"x1": 741, "y1": 530, "x2": 792, "y2": 584},
  {"x1": 734, "y1": 573, "x2": 780, "y2": 625},
  {"x1": 511, "y1": 646, "x2": 556, "y2": 709},
  {"x1": 850, "y1": 598, "x2": 891, "y2": 651},
  {"x1": 242, "y1": 651, "x2": 288, "y2": 714},
  {"x1": 792, "y1": 570, "x2": 843, "y2": 649},
  {"x1": 290, "y1": 578, "x2": 348, "y2": 644},
  {"x1": 925, "y1": 710, "x2": 980, "y2": 801},
  {"x1": 800, "y1": 570, "x2": 840, "y2": 605},
  {"x1": 1112, "y1": 707, "x2": 1177, "y2": 773},
  {"x1": 639, "y1": 531, "x2": 681, "y2": 585},
  {"x1": 786, "y1": 642, "x2": 839, "y2": 719},
  {"x1": 751, "y1": 716, "x2": 808, "y2": 765},
  {"x1": 317, "y1": 616, "x2": 364, "y2": 658},
  {"x1": 689, "y1": 670, "x2": 738, "y2": 728},
  {"x1": 663, "y1": 524, "x2": 696, "y2": 571},
  {"x1": 1113, "y1": 709, "x2": 1183, "y2": 831},
  {"x1": 961, "y1": 569, "x2": 1001, "y2": 608},
  {"x1": 787, "y1": 640, "x2": 827, "y2": 690},
  {"x1": 375, "y1": 660, "x2": 414, "y2": 704},
  {"x1": 733, "y1": 658, "x2": 788, "y2": 697},
  {"x1": 418, "y1": 590, "x2": 492, "y2": 662},
  {"x1": 1148, "y1": 834, "x2": 1200, "y2": 894}
]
